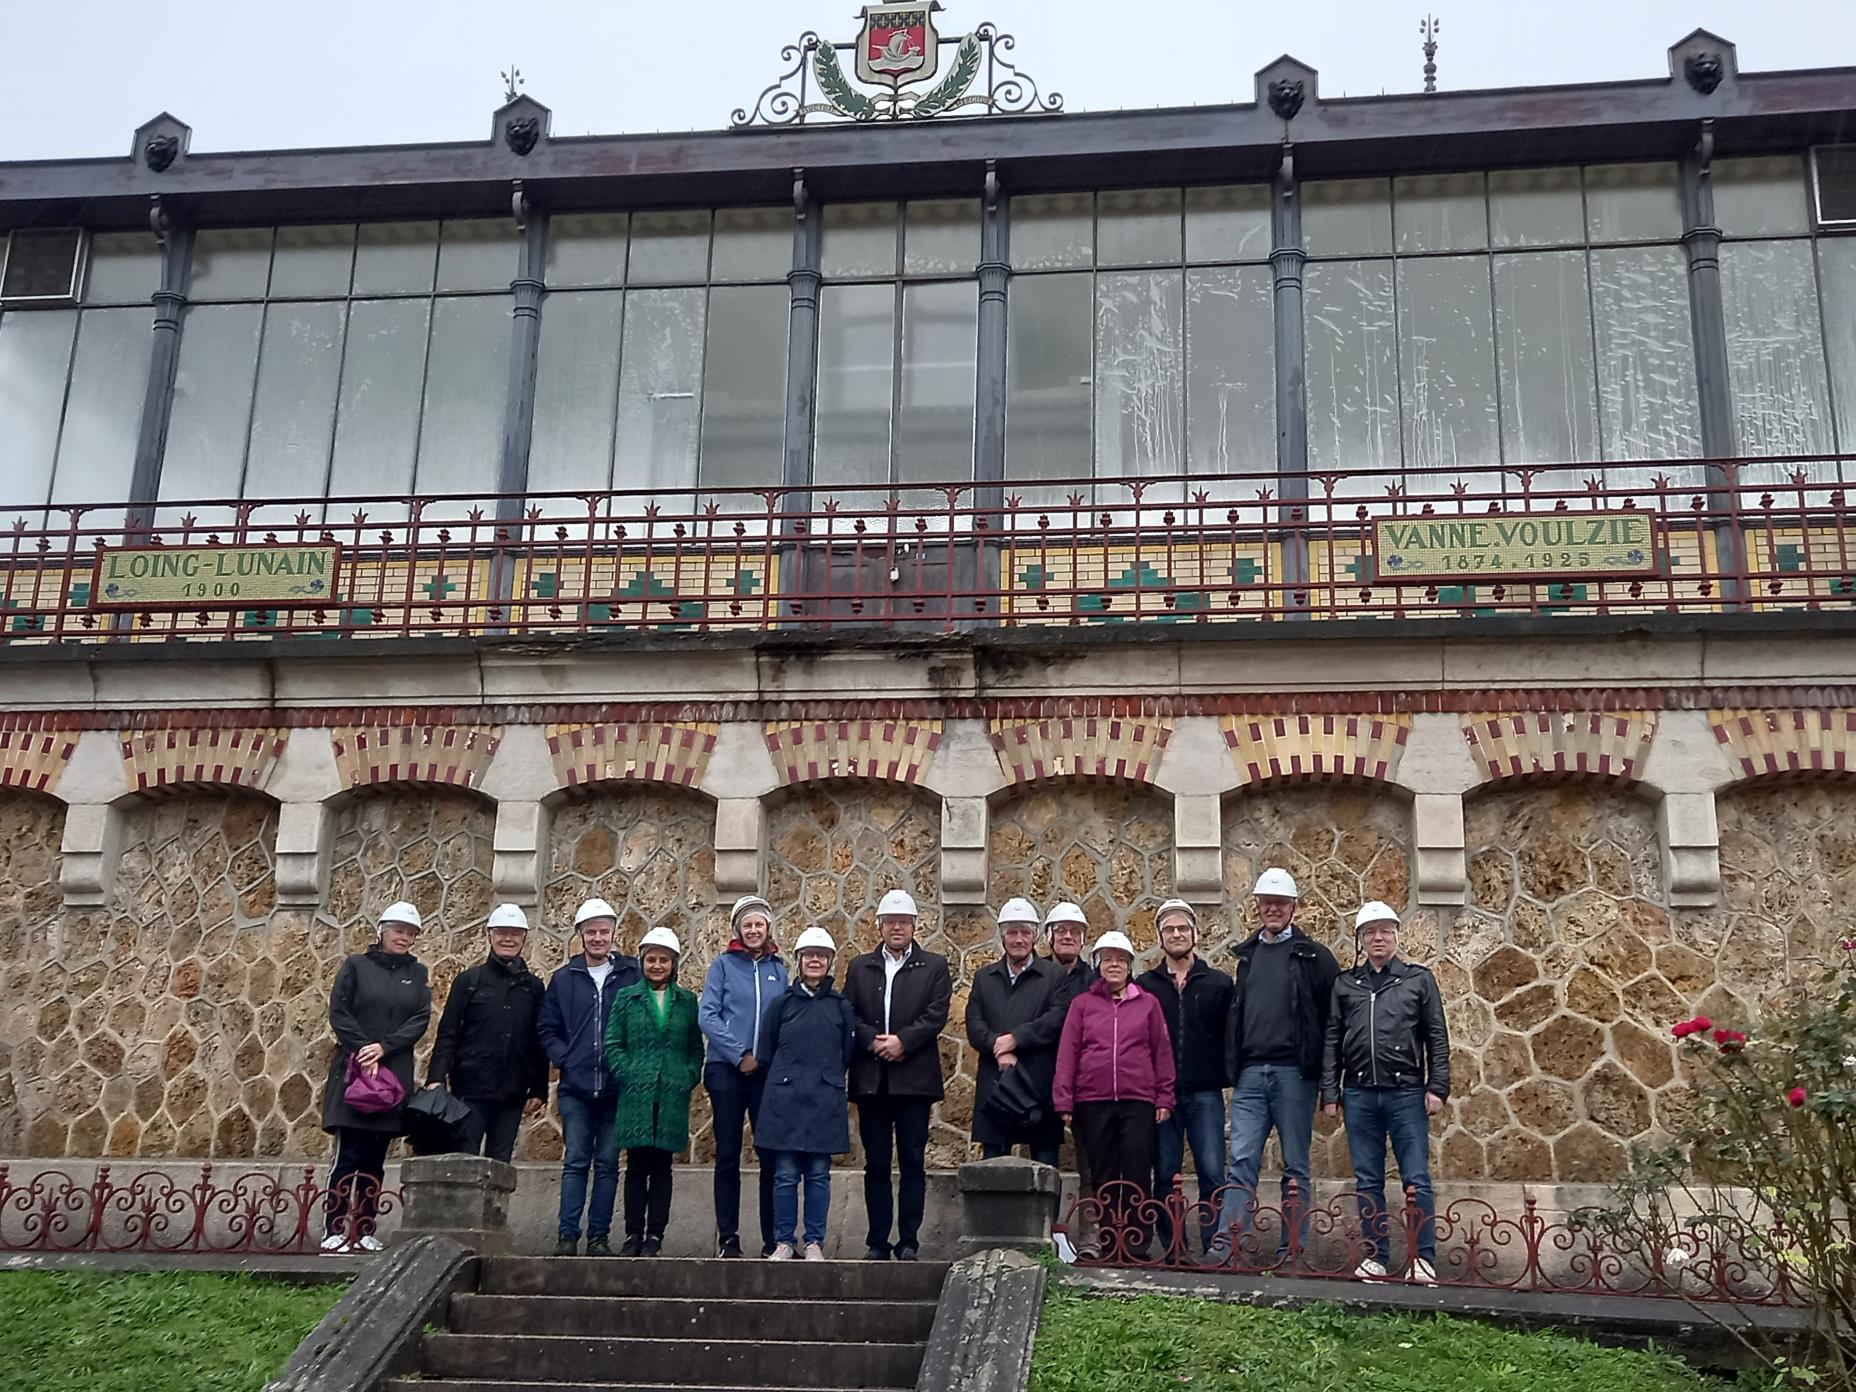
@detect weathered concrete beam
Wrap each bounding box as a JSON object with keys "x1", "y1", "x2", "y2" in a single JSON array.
[{"x1": 914, "y1": 1246, "x2": 1048, "y2": 1392}]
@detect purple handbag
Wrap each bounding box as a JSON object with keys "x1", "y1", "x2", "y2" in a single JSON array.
[{"x1": 344, "y1": 1056, "x2": 405, "y2": 1115}]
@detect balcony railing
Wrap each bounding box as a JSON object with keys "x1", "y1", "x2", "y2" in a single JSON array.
[{"x1": 4, "y1": 455, "x2": 1854, "y2": 646}]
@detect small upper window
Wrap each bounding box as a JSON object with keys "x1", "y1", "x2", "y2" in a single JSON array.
[
  {"x1": 1811, "y1": 146, "x2": 1856, "y2": 229},
  {"x1": 1, "y1": 228, "x2": 86, "y2": 304}
]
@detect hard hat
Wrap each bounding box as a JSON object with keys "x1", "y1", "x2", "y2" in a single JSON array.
[
  {"x1": 731, "y1": 894, "x2": 774, "y2": 927},
  {"x1": 1044, "y1": 901, "x2": 1088, "y2": 936},
  {"x1": 378, "y1": 901, "x2": 423, "y2": 931},
  {"x1": 877, "y1": 889, "x2": 919, "y2": 918},
  {"x1": 1090, "y1": 931, "x2": 1137, "y2": 964},
  {"x1": 996, "y1": 897, "x2": 1039, "y2": 928},
  {"x1": 574, "y1": 898, "x2": 618, "y2": 928},
  {"x1": 487, "y1": 903, "x2": 529, "y2": 931},
  {"x1": 1355, "y1": 901, "x2": 1402, "y2": 932},
  {"x1": 793, "y1": 926, "x2": 838, "y2": 956},
  {"x1": 638, "y1": 926, "x2": 683, "y2": 957},
  {"x1": 1154, "y1": 898, "x2": 1198, "y2": 929},
  {"x1": 1252, "y1": 867, "x2": 1300, "y2": 899}
]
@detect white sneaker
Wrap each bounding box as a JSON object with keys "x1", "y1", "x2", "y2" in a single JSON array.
[
  {"x1": 1353, "y1": 1258, "x2": 1388, "y2": 1279},
  {"x1": 803, "y1": 1242, "x2": 825, "y2": 1262},
  {"x1": 356, "y1": 1235, "x2": 384, "y2": 1253},
  {"x1": 769, "y1": 1242, "x2": 795, "y2": 1261},
  {"x1": 319, "y1": 1234, "x2": 350, "y2": 1255},
  {"x1": 1409, "y1": 1258, "x2": 1437, "y2": 1285}
]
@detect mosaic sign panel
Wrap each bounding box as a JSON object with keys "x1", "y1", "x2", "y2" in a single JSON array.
[
  {"x1": 1374, "y1": 512, "x2": 1653, "y2": 581},
  {"x1": 91, "y1": 544, "x2": 339, "y2": 608}
]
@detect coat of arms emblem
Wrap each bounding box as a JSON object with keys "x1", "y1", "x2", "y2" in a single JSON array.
[{"x1": 855, "y1": 3, "x2": 941, "y2": 87}]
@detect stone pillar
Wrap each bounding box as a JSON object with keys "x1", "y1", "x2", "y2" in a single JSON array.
[
  {"x1": 1412, "y1": 793, "x2": 1468, "y2": 908},
  {"x1": 941, "y1": 796, "x2": 988, "y2": 905},
  {"x1": 1172, "y1": 792, "x2": 1222, "y2": 899},
  {"x1": 492, "y1": 800, "x2": 548, "y2": 919},
  {"x1": 957, "y1": 1156, "x2": 1061, "y2": 1256},
  {"x1": 912, "y1": 1248, "x2": 1046, "y2": 1392},
  {"x1": 271, "y1": 728, "x2": 342, "y2": 907},
  {"x1": 59, "y1": 803, "x2": 123, "y2": 909},
  {"x1": 1660, "y1": 792, "x2": 1721, "y2": 908},
  {"x1": 394, "y1": 1154, "x2": 516, "y2": 1254},
  {"x1": 713, "y1": 797, "x2": 765, "y2": 900}
]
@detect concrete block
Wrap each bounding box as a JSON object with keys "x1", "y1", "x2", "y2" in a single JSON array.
[
  {"x1": 924, "y1": 719, "x2": 1009, "y2": 798},
  {"x1": 492, "y1": 800, "x2": 548, "y2": 917},
  {"x1": 1180, "y1": 640, "x2": 1442, "y2": 692},
  {"x1": 59, "y1": 730, "x2": 129, "y2": 805},
  {"x1": 1412, "y1": 793, "x2": 1467, "y2": 907},
  {"x1": 942, "y1": 797, "x2": 989, "y2": 905},
  {"x1": 274, "y1": 801, "x2": 333, "y2": 907},
  {"x1": 1399, "y1": 713, "x2": 1481, "y2": 795},
  {"x1": 982, "y1": 645, "x2": 1181, "y2": 697},
  {"x1": 1638, "y1": 708, "x2": 1734, "y2": 794},
  {"x1": 1172, "y1": 793, "x2": 1222, "y2": 899},
  {"x1": 1659, "y1": 792, "x2": 1721, "y2": 908},
  {"x1": 958, "y1": 1157, "x2": 1062, "y2": 1256},
  {"x1": 59, "y1": 803, "x2": 123, "y2": 909},
  {"x1": 479, "y1": 649, "x2": 763, "y2": 702},
  {"x1": 1700, "y1": 633, "x2": 1856, "y2": 683},
  {"x1": 477, "y1": 724, "x2": 556, "y2": 803},
  {"x1": 396, "y1": 1154, "x2": 518, "y2": 1256},
  {"x1": 266, "y1": 729, "x2": 341, "y2": 804},
  {"x1": 713, "y1": 797, "x2": 764, "y2": 899},
  {"x1": 702, "y1": 721, "x2": 781, "y2": 800},
  {"x1": 1156, "y1": 717, "x2": 1239, "y2": 795},
  {"x1": 93, "y1": 660, "x2": 272, "y2": 708},
  {"x1": 915, "y1": 1248, "x2": 1046, "y2": 1392},
  {"x1": 1441, "y1": 634, "x2": 1704, "y2": 687},
  {"x1": 271, "y1": 657, "x2": 484, "y2": 706},
  {"x1": 0, "y1": 662, "x2": 96, "y2": 708}
]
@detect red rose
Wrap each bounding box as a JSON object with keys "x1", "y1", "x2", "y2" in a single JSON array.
[
  {"x1": 1788, "y1": 1086, "x2": 1807, "y2": 1108},
  {"x1": 1693, "y1": 1016, "x2": 1712, "y2": 1032}
]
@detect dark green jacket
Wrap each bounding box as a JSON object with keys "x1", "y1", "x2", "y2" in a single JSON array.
[{"x1": 602, "y1": 979, "x2": 704, "y2": 1152}]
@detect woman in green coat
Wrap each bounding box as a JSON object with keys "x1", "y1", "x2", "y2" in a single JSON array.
[{"x1": 603, "y1": 926, "x2": 704, "y2": 1255}]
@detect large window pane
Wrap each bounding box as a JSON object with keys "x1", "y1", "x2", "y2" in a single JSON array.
[
  {"x1": 1394, "y1": 173, "x2": 1488, "y2": 254},
  {"x1": 1094, "y1": 271, "x2": 1183, "y2": 480},
  {"x1": 82, "y1": 232, "x2": 160, "y2": 305},
  {"x1": 1185, "y1": 265, "x2": 1274, "y2": 483},
  {"x1": 244, "y1": 301, "x2": 347, "y2": 510},
  {"x1": 1584, "y1": 164, "x2": 1681, "y2": 244},
  {"x1": 1488, "y1": 167, "x2": 1584, "y2": 249},
  {"x1": 50, "y1": 307, "x2": 153, "y2": 507},
  {"x1": 162, "y1": 303, "x2": 264, "y2": 502},
  {"x1": 327, "y1": 298, "x2": 432, "y2": 507},
  {"x1": 353, "y1": 222, "x2": 439, "y2": 297},
  {"x1": 0, "y1": 309, "x2": 78, "y2": 519},
  {"x1": 1305, "y1": 261, "x2": 1399, "y2": 475},
  {"x1": 697, "y1": 283, "x2": 788, "y2": 491},
  {"x1": 1097, "y1": 189, "x2": 1182, "y2": 268},
  {"x1": 1005, "y1": 272, "x2": 1091, "y2": 484},
  {"x1": 1721, "y1": 239, "x2": 1834, "y2": 457},
  {"x1": 897, "y1": 280, "x2": 977, "y2": 486},
  {"x1": 614, "y1": 288, "x2": 705, "y2": 496},
  {"x1": 269, "y1": 225, "x2": 356, "y2": 299},
  {"x1": 530, "y1": 290, "x2": 625, "y2": 495},
  {"x1": 904, "y1": 200, "x2": 981, "y2": 278},
  {"x1": 1184, "y1": 185, "x2": 1271, "y2": 264},
  {"x1": 1714, "y1": 156, "x2": 1811, "y2": 239},
  {"x1": 815, "y1": 283, "x2": 896, "y2": 489},
  {"x1": 1821, "y1": 238, "x2": 1856, "y2": 453},
  {"x1": 1396, "y1": 256, "x2": 1499, "y2": 476},
  {"x1": 1494, "y1": 250, "x2": 1599, "y2": 467},
  {"x1": 190, "y1": 228, "x2": 273, "y2": 302},
  {"x1": 1589, "y1": 245, "x2": 1700, "y2": 461},
  {"x1": 1302, "y1": 180, "x2": 1393, "y2": 259},
  {"x1": 547, "y1": 214, "x2": 628, "y2": 288},
  {"x1": 413, "y1": 296, "x2": 512, "y2": 507},
  {"x1": 822, "y1": 203, "x2": 899, "y2": 280},
  {"x1": 712, "y1": 208, "x2": 791, "y2": 283},
  {"x1": 1009, "y1": 194, "x2": 1093, "y2": 270},
  {"x1": 437, "y1": 220, "x2": 516, "y2": 293},
  {"x1": 628, "y1": 211, "x2": 712, "y2": 286}
]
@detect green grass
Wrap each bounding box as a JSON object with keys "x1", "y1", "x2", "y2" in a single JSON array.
[
  {"x1": 1030, "y1": 1279, "x2": 1723, "y2": 1392},
  {"x1": 0, "y1": 1270, "x2": 345, "y2": 1392}
]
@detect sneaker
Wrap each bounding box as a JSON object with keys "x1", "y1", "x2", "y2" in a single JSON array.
[
  {"x1": 1409, "y1": 1258, "x2": 1438, "y2": 1286},
  {"x1": 894, "y1": 1246, "x2": 919, "y2": 1262},
  {"x1": 356, "y1": 1235, "x2": 384, "y2": 1253},
  {"x1": 641, "y1": 1236, "x2": 662, "y2": 1257},
  {"x1": 554, "y1": 1236, "x2": 579, "y2": 1257},
  {"x1": 863, "y1": 1246, "x2": 891, "y2": 1261},
  {"x1": 803, "y1": 1242, "x2": 825, "y2": 1262},
  {"x1": 769, "y1": 1242, "x2": 795, "y2": 1261},
  {"x1": 319, "y1": 1234, "x2": 350, "y2": 1255},
  {"x1": 585, "y1": 1238, "x2": 613, "y2": 1257},
  {"x1": 619, "y1": 1236, "x2": 645, "y2": 1257},
  {"x1": 717, "y1": 1236, "x2": 743, "y2": 1258},
  {"x1": 1354, "y1": 1258, "x2": 1389, "y2": 1280}
]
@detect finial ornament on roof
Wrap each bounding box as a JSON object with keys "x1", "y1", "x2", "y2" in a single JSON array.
[
  {"x1": 732, "y1": 4, "x2": 1063, "y2": 126},
  {"x1": 1420, "y1": 15, "x2": 1440, "y2": 94}
]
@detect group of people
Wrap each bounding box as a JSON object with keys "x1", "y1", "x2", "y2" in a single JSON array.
[{"x1": 320, "y1": 868, "x2": 1449, "y2": 1281}]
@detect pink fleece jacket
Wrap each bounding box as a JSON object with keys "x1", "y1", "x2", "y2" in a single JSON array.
[{"x1": 1052, "y1": 977, "x2": 1176, "y2": 1113}]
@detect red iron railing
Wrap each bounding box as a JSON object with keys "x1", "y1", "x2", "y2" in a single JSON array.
[{"x1": 4, "y1": 455, "x2": 1854, "y2": 644}]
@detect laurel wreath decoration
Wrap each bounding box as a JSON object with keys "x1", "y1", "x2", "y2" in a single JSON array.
[
  {"x1": 812, "y1": 42, "x2": 876, "y2": 120},
  {"x1": 910, "y1": 33, "x2": 981, "y2": 118}
]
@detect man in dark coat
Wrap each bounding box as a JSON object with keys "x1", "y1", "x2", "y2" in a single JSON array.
[
  {"x1": 1136, "y1": 898, "x2": 1233, "y2": 1254},
  {"x1": 423, "y1": 903, "x2": 549, "y2": 1162},
  {"x1": 966, "y1": 898, "x2": 1070, "y2": 1166},
  {"x1": 843, "y1": 888, "x2": 952, "y2": 1261}
]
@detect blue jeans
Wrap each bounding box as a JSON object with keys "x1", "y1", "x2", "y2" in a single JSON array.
[
  {"x1": 1343, "y1": 1086, "x2": 1436, "y2": 1265},
  {"x1": 557, "y1": 1090, "x2": 620, "y2": 1242},
  {"x1": 1154, "y1": 1089, "x2": 1226, "y2": 1253},
  {"x1": 1221, "y1": 1064, "x2": 1317, "y2": 1255},
  {"x1": 773, "y1": 1150, "x2": 832, "y2": 1248}
]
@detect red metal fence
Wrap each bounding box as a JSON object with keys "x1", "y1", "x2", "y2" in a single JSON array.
[{"x1": 4, "y1": 455, "x2": 1854, "y2": 644}]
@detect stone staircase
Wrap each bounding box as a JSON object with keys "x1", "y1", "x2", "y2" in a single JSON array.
[{"x1": 385, "y1": 1255, "x2": 948, "y2": 1392}]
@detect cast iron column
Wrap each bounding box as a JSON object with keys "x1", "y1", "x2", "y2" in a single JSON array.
[
  {"x1": 489, "y1": 187, "x2": 547, "y2": 630},
  {"x1": 970, "y1": 161, "x2": 1009, "y2": 627},
  {"x1": 125, "y1": 203, "x2": 194, "y2": 526},
  {"x1": 1270, "y1": 147, "x2": 1311, "y2": 612},
  {"x1": 780, "y1": 171, "x2": 823, "y2": 602},
  {"x1": 1680, "y1": 121, "x2": 1745, "y2": 605}
]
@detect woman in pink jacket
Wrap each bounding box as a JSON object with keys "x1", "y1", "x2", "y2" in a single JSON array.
[{"x1": 1053, "y1": 930, "x2": 1176, "y2": 1254}]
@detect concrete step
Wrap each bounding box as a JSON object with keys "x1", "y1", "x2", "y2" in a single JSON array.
[
  {"x1": 479, "y1": 1255, "x2": 948, "y2": 1303},
  {"x1": 388, "y1": 1383, "x2": 910, "y2": 1392},
  {"x1": 420, "y1": 1333, "x2": 927, "y2": 1389},
  {"x1": 447, "y1": 1292, "x2": 938, "y2": 1342}
]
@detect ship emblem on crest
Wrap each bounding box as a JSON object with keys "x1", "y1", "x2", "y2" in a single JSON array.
[{"x1": 856, "y1": 3, "x2": 940, "y2": 86}]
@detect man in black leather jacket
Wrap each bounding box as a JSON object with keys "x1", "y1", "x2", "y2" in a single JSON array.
[{"x1": 1319, "y1": 901, "x2": 1449, "y2": 1285}]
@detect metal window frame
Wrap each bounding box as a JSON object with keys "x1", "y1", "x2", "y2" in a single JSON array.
[
  {"x1": 1809, "y1": 145, "x2": 1856, "y2": 231},
  {"x1": 0, "y1": 227, "x2": 89, "y2": 306}
]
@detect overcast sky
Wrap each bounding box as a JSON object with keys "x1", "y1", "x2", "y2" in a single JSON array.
[{"x1": 3, "y1": 0, "x2": 1853, "y2": 161}]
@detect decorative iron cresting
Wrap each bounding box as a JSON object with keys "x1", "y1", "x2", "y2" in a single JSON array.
[{"x1": 731, "y1": 5, "x2": 1062, "y2": 127}]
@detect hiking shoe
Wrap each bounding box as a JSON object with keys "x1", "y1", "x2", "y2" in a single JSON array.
[
  {"x1": 769, "y1": 1242, "x2": 795, "y2": 1261},
  {"x1": 1354, "y1": 1258, "x2": 1389, "y2": 1280},
  {"x1": 586, "y1": 1237, "x2": 613, "y2": 1257},
  {"x1": 804, "y1": 1242, "x2": 826, "y2": 1262},
  {"x1": 895, "y1": 1245, "x2": 919, "y2": 1262},
  {"x1": 1409, "y1": 1258, "x2": 1438, "y2": 1286},
  {"x1": 319, "y1": 1234, "x2": 350, "y2": 1255},
  {"x1": 641, "y1": 1236, "x2": 663, "y2": 1257},
  {"x1": 554, "y1": 1236, "x2": 579, "y2": 1256},
  {"x1": 619, "y1": 1236, "x2": 645, "y2": 1257},
  {"x1": 864, "y1": 1246, "x2": 891, "y2": 1261},
  {"x1": 718, "y1": 1236, "x2": 743, "y2": 1258}
]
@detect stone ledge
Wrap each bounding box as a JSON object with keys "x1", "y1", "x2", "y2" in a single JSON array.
[{"x1": 915, "y1": 1249, "x2": 1046, "y2": 1392}]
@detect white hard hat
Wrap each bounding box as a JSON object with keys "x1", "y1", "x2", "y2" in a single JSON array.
[
  {"x1": 877, "y1": 889, "x2": 919, "y2": 918},
  {"x1": 1044, "y1": 901, "x2": 1088, "y2": 936},
  {"x1": 996, "y1": 898, "x2": 1039, "y2": 928},
  {"x1": 1252, "y1": 867, "x2": 1300, "y2": 899},
  {"x1": 793, "y1": 926, "x2": 838, "y2": 956},
  {"x1": 1154, "y1": 898, "x2": 1198, "y2": 928},
  {"x1": 1355, "y1": 901, "x2": 1402, "y2": 932},
  {"x1": 731, "y1": 894, "x2": 774, "y2": 926},
  {"x1": 378, "y1": 901, "x2": 423, "y2": 931},
  {"x1": 487, "y1": 903, "x2": 529, "y2": 931},
  {"x1": 1090, "y1": 931, "x2": 1137, "y2": 964},
  {"x1": 574, "y1": 898, "x2": 618, "y2": 928},
  {"x1": 638, "y1": 926, "x2": 682, "y2": 957}
]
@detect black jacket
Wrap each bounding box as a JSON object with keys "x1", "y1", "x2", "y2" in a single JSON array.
[
  {"x1": 1050, "y1": 956, "x2": 1096, "y2": 991},
  {"x1": 322, "y1": 947, "x2": 432, "y2": 1134},
  {"x1": 843, "y1": 942, "x2": 953, "y2": 1100},
  {"x1": 1137, "y1": 955, "x2": 1234, "y2": 1095},
  {"x1": 1320, "y1": 956, "x2": 1452, "y2": 1102},
  {"x1": 1224, "y1": 926, "x2": 1340, "y2": 1083},
  {"x1": 965, "y1": 955, "x2": 1073, "y2": 1146},
  {"x1": 427, "y1": 954, "x2": 550, "y2": 1104}
]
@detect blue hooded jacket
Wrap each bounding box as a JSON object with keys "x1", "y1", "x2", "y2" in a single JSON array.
[
  {"x1": 698, "y1": 944, "x2": 789, "y2": 1067},
  {"x1": 538, "y1": 951, "x2": 641, "y2": 1099}
]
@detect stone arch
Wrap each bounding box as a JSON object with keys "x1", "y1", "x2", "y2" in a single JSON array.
[{"x1": 0, "y1": 791, "x2": 68, "y2": 1157}]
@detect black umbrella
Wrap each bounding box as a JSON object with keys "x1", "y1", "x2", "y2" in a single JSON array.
[
  {"x1": 981, "y1": 1064, "x2": 1047, "y2": 1134},
  {"x1": 404, "y1": 1084, "x2": 474, "y2": 1154}
]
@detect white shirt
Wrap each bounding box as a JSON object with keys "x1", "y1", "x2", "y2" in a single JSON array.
[
  {"x1": 882, "y1": 944, "x2": 911, "y2": 1033},
  {"x1": 587, "y1": 960, "x2": 614, "y2": 991}
]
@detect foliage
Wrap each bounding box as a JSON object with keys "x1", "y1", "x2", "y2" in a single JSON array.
[
  {"x1": 1029, "y1": 1281, "x2": 1717, "y2": 1392},
  {"x1": 911, "y1": 34, "x2": 981, "y2": 119},
  {"x1": 1594, "y1": 946, "x2": 1856, "y2": 1388},
  {"x1": 0, "y1": 1270, "x2": 343, "y2": 1392},
  {"x1": 811, "y1": 43, "x2": 874, "y2": 120}
]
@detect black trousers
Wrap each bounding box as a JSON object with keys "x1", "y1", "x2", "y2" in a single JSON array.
[
  {"x1": 857, "y1": 1093, "x2": 932, "y2": 1253},
  {"x1": 327, "y1": 1127, "x2": 393, "y2": 1237},
  {"x1": 623, "y1": 1146, "x2": 674, "y2": 1239},
  {"x1": 706, "y1": 1061, "x2": 774, "y2": 1252},
  {"x1": 1072, "y1": 1100, "x2": 1158, "y2": 1250},
  {"x1": 457, "y1": 1099, "x2": 525, "y2": 1164}
]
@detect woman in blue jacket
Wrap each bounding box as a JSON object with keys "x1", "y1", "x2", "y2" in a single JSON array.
[
  {"x1": 698, "y1": 894, "x2": 789, "y2": 1258},
  {"x1": 754, "y1": 926, "x2": 855, "y2": 1261}
]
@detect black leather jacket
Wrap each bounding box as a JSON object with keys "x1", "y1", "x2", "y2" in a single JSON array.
[{"x1": 1319, "y1": 956, "x2": 1450, "y2": 1102}]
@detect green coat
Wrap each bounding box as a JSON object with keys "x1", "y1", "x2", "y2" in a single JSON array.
[{"x1": 602, "y1": 979, "x2": 704, "y2": 1153}]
